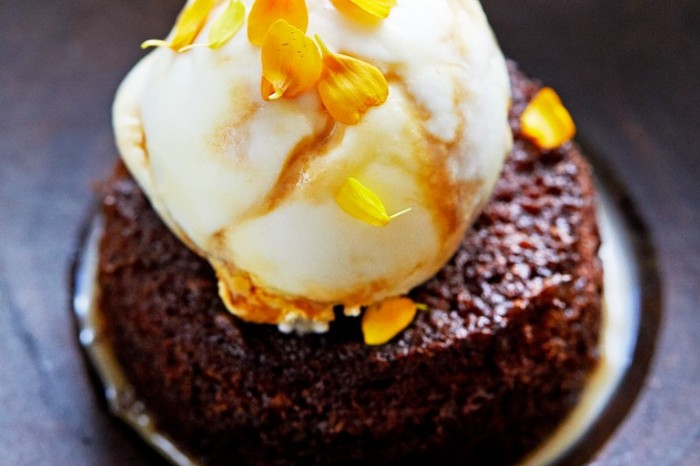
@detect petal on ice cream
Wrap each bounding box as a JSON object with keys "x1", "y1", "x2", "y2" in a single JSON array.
[
  {"x1": 247, "y1": 0, "x2": 309, "y2": 46},
  {"x1": 331, "y1": 0, "x2": 396, "y2": 20},
  {"x1": 142, "y1": 0, "x2": 214, "y2": 52},
  {"x1": 316, "y1": 36, "x2": 388, "y2": 125},
  {"x1": 335, "y1": 177, "x2": 410, "y2": 227},
  {"x1": 260, "y1": 19, "x2": 322, "y2": 100},
  {"x1": 179, "y1": 0, "x2": 246, "y2": 51}
]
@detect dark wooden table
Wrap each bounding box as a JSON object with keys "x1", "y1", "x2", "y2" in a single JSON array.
[{"x1": 1, "y1": 0, "x2": 698, "y2": 464}]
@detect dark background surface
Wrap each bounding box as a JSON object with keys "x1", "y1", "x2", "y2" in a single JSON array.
[{"x1": 1, "y1": 0, "x2": 698, "y2": 464}]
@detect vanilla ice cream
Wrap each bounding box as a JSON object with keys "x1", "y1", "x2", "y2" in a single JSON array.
[{"x1": 113, "y1": 0, "x2": 512, "y2": 331}]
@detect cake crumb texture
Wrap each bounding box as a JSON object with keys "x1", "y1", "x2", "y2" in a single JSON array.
[{"x1": 98, "y1": 63, "x2": 602, "y2": 466}]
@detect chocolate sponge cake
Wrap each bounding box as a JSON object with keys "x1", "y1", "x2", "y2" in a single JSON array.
[{"x1": 97, "y1": 64, "x2": 602, "y2": 465}]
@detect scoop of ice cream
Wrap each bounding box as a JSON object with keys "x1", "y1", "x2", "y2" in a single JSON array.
[{"x1": 113, "y1": 0, "x2": 512, "y2": 331}]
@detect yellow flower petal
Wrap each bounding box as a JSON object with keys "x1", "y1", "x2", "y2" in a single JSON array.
[
  {"x1": 207, "y1": 0, "x2": 246, "y2": 48},
  {"x1": 362, "y1": 297, "x2": 417, "y2": 346},
  {"x1": 315, "y1": 36, "x2": 389, "y2": 125},
  {"x1": 336, "y1": 177, "x2": 389, "y2": 226},
  {"x1": 335, "y1": 177, "x2": 410, "y2": 227},
  {"x1": 142, "y1": 0, "x2": 215, "y2": 52},
  {"x1": 171, "y1": 0, "x2": 215, "y2": 50},
  {"x1": 331, "y1": 0, "x2": 396, "y2": 20},
  {"x1": 260, "y1": 19, "x2": 322, "y2": 100},
  {"x1": 247, "y1": 0, "x2": 309, "y2": 46},
  {"x1": 178, "y1": 0, "x2": 246, "y2": 51},
  {"x1": 520, "y1": 87, "x2": 576, "y2": 150}
]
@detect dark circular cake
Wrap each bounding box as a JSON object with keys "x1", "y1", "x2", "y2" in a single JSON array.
[{"x1": 97, "y1": 63, "x2": 602, "y2": 465}]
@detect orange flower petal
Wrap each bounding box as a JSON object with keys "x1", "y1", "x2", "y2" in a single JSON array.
[
  {"x1": 142, "y1": 0, "x2": 215, "y2": 52},
  {"x1": 260, "y1": 19, "x2": 322, "y2": 100},
  {"x1": 315, "y1": 36, "x2": 388, "y2": 125},
  {"x1": 247, "y1": 0, "x2": 309, "y2": 46},
  {"x1": 331, "y1": 0, "x2": 396, "y2": 21},
  {"x1": 520, "y1": 87, "x2": 576, "y2": 150},
  {"x1": 362, "y1": 297, "x2": 417, "y2": 345},
  {"x1": 260, "y1": 77, "x2": 277, "y2": 101}
]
